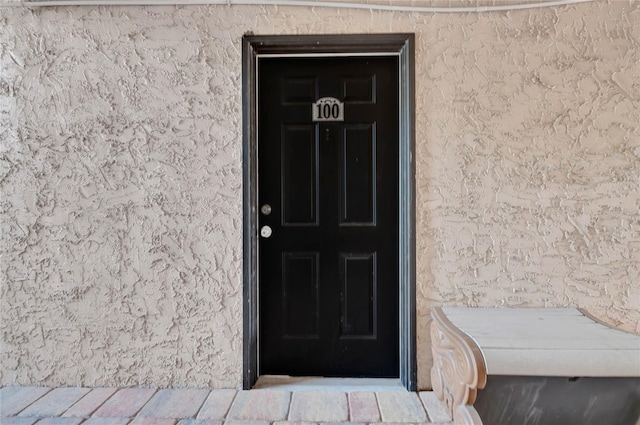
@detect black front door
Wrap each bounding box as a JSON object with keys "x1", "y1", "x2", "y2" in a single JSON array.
[{"x1": 258, "y1": 56, "x2": 399, "y2": 377}]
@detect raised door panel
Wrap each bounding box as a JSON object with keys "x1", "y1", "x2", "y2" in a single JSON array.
[
  {"x1": 340, "y1": 253, "x2": 377, "y2": 339},
  {"x1": 281, "y1": 125, "x2": 319, "y2": 226},
  {"x1": 340, "y1": 124, "x2": 376, "y2": 226}
]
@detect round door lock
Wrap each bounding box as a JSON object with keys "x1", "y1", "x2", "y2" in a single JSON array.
[
  {"x1": 260, "y1": 225, "x2": 273, "y2": 238},
  {"x1": 261, "y1": 204, "x2": 272, "y2": 216}
]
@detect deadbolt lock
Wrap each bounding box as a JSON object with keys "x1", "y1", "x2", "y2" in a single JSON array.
[{"x1": 260, "y1": 225, "x2": 272, "y2": 238}]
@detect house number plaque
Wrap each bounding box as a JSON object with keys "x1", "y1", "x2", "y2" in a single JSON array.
[{"x1": 312, "y1": 97, "x2": 344, "y2": 122}]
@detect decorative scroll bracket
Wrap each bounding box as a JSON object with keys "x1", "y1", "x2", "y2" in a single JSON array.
[{"x1": 430, "y1": 307, "x2": 487, "y2": 425}]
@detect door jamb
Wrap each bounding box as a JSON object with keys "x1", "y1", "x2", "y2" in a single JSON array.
[{"x1": 242, "y1": 34, "x2": 416, "y2": 390}]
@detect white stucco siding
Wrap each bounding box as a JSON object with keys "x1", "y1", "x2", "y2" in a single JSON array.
[{"x1": 1, "y1": 1, "x2": 638, "y2": 389}]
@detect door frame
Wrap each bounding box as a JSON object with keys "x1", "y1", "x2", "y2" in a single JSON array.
[{"x1": 242, "y1": 33, "x2": 416, "y2": 390}]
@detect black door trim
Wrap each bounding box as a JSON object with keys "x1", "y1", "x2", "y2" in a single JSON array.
[{"x1": 242, "y1": 33, "x2": 416, "y2": 390}]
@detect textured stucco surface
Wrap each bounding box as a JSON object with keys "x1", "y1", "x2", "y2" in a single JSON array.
[{"x1": 1, "y1": 0, "x2": 638, "y2": 389}]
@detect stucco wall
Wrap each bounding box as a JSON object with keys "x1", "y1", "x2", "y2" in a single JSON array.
[{"x1": 1, "y1": 0, "x2": 638, "y2": 389}]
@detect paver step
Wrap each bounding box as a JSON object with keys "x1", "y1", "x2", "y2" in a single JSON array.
[{"x1": 0, "y1": 387, "x2": 453, "y2": 425}]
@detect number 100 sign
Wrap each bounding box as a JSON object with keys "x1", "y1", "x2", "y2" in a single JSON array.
[{"x1": 312, "y1": 97, "x2": 344, "y2": 122}]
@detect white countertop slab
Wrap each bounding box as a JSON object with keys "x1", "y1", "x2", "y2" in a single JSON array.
[{"x1": 442, "y1": 307, "x2": 640, "y2": 377}]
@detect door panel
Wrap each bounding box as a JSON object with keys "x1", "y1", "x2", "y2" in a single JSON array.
[
  {"x1": 341, "y1": 124, "x2": 376, "y2": 225},
  {"x1": 282, "y1": 77, "x2": 318, "y2": 104},
  {"x1": 282, "y1": 252, "x2": 320, "y2": 338},
  {"x1": 259, "y1": 56, "x2": 399, "y2": 377},
  {"x1": 342, "y1": 75, "x2": 376, "y2": 103},
  {"x1": 281, "y1": 125, "x2": 319, "y2": 226},
  {"x1": 340, "y1": 252, "x2": 377, "y2": 339}
]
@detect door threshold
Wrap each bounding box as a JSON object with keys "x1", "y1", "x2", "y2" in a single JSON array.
[{"x1": 253, "y1": 375, "x2": 406, "y2": 392}]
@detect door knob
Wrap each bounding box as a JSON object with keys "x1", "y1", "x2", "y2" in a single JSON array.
[{"x1": 260, "y1": 225, "x2": 273, "y2": 238}]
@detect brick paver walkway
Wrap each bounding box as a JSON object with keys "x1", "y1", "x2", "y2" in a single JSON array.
[{"x1": 0, "y1": 387, "x2": 453, "y2": 425}]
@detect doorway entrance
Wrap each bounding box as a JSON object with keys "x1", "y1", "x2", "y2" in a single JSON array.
[
  {"x1": 259, "y1": 55, "x2": 399, "y2": 377},
  {"x1": 242, "y1": 34, "x2": 416, "y2": 390}
]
